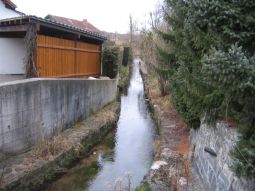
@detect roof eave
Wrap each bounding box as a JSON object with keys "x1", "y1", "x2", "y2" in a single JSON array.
[
  {"x1": 0, "y1": 16, "x2": 107, "y2": 42},
  {"x1": 29, "y1": 17, "x2": 107, "y2": 42}
]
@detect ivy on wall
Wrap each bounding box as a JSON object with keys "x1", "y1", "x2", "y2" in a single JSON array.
[{"x1": 24, "y1": 24, "x2": 38, "y2": 78}]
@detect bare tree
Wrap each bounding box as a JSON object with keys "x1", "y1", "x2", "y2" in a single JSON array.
[
  {"x1": 129, "y1": 15, "x2": 133, "y2": 44},
  {"x1": 129, "y1": 14, "x2": 134, "y2": 46},
  {"x1": 139, "y1": 2, "x2": 169, "y2": 96}
]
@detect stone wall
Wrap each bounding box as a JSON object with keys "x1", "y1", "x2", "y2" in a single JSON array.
[
  {"x1": 190, "y1": 122, "x2": 253, "y2": 191},
  {"x1": 0, "y1": 78, "x2": 117, "y2": 154}
]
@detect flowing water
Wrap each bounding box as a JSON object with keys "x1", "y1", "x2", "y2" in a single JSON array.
[{"x1": 44, "y1": 58, "x2": 155, "y2": 191}]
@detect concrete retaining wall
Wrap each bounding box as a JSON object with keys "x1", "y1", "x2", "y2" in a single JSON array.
[
  {"x1": 0, "y1": 78, "x2": 117, "y2": 154},
  {"x1": 190, "y1": 122, "x2": 253, "y2": 191}
]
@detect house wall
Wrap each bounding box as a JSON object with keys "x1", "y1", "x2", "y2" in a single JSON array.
[
  {"x1": 0, "y1": 1, "x2": 20, "y2": 19},
  {"x1": 0, "y1": 38, "x2": 25, "y2": 74},
  {"x1": 0, "y1": 78, "x2": 117, "y2": 154}
]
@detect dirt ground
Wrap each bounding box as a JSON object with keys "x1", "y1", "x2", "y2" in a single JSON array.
[{"x1": 141, "y1": 65, "x2": 205, "y2": 191}]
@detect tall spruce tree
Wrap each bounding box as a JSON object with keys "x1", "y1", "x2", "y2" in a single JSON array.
[{"x1": 158, "y1": 0, "x2": 255, "y2": 178}]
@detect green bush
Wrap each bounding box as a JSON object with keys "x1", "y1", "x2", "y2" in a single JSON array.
[
  {"x1": 135, "y1": 181, "x2": 151, "y2": 191},
  {"x1": 122, "y1": 47, "x2": 130, "y2": 66},
  {"x1": 118, "y1": 65, "x2": 130, "y2": 90},
  {"x1": 102, "y1": 46, "x2": 120, "y2": 78}
]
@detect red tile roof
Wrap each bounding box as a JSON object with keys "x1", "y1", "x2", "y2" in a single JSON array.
[
  {"x1": 45, "y1": 15, "x2": 100, "y2": 33},
  {"x1": 2, "y1": 0, "x2": 17, "y2": 10}
]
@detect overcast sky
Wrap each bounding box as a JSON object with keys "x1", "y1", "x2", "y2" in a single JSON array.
[{"x1": 12, "y1": 0, "x2": 160, "y2": 34}]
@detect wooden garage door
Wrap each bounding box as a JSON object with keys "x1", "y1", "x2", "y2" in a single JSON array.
[{"x1": 36, "y1": 35, "x2": 101, "y2": 77}]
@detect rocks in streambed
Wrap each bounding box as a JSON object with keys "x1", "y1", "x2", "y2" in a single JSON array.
[
  {"x1": 151, "y1": 161, "x2": 168, "y2": 170},
  {"x1": 146, "y1": 149, "x2": 191, "y2": 191}
]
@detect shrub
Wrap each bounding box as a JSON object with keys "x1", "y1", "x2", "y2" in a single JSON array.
[
  {"x1": 122, "y1": 47, "x2": 130, "y2": 66},
  {"x1": 102, "y1": 46, "x2": 120, "y2": 78}
]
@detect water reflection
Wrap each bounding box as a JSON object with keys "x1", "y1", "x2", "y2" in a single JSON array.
[{"x1": 87, "y1": 58, "x2": 155, "y2": 191}]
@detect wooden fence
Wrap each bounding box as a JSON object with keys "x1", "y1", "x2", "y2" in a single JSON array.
[{"x1": 36, "y1": 35, "x2": 101, "y2": 77}]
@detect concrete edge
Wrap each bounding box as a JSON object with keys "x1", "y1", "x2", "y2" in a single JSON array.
[{"x1": 0, "y1": 77, "x2": 116, "y2": 87}]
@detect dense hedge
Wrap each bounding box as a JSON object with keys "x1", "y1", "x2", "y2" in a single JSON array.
[
  {"x1": 122, "y1": 47, "x2": 132, "y2": 66},
  {"x1": 102, "y1": 46, "x2": 120, "y2": 78},
  {"x1": 158, "y1": 0, "x2": 255, "y2": 179}
]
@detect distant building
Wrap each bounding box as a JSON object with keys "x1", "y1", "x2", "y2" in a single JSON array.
[
  {"x1": 45, "y1": 15, "x2": 100, "y2": 33},
  {"x1": 0, "y1": 0, "x2": 23, "y2": 19}
]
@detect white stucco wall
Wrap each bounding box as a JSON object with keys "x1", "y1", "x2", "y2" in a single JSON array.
[
  {"x1": 0, "y1": 1, "x2": 21, "y2": 19},
  {"x1": 0, "y1": 38, "x2": 25, "y2": 74}
]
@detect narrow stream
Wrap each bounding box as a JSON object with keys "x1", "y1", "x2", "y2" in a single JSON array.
[{"x1": 44, "y1": 58, "x2": 155, "y2": 191}]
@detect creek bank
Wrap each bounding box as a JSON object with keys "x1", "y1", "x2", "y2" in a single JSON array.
[
  {"x1": 140, "y1": 63, "x2": 254, "y2": 191},
  {"x1": 140, "y1": 63, "x2": 205, "y2": 191},
  {"x1": 0, "y1": 102, "x2": 120, "y2": 191}
]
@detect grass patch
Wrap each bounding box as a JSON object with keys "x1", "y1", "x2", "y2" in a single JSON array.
[
  {"x1": 94, "y1": 109, "x2": 116, "y2": 124},
  {"x1": 135, "y1": 181, "x2": 151, "y2": 191},
  {"x1": 83, "y1": 161, "x2": 99, "y2": 177},
  {"x1": 72, "y1": 123, "x2": 83, "y2": 129},
  {"x1": 147, "y1": 73, "x2": 157, "y2": 82},
  {"x1": 119, "y1": 65, "x2": 130, "y2": 89},
  {"x1": 102, "y1": 131, "x2": 116, "y2": 149},
  {"x1": 59, "y1": 150, "x2": 77, "y2": 168},
  {"x1": 32, "y1": 135, "x2": 69, "y2": 161}
]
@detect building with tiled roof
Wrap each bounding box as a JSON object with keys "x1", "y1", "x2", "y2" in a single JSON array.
[
  {"x1": 46, "y1": 15, "x2": 100, "y2": 33},
  {"x1": 0, "y1": 0, "x2": 23, "y2": 19},
  {"x1": 2, "y1": 0, "x2": 16, "y2": 9},
  {"x1": 0, "y1": 15, "x2": 106, "y2": 77}
]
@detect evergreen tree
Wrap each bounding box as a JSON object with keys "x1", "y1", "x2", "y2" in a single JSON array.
[{"x1": 158, "y1": 0, "x2": 255, "y2": 178}]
